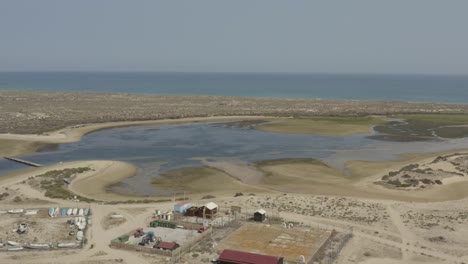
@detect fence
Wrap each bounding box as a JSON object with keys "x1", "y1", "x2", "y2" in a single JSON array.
[
  {"x1": 110, "y1": 240, "x2": 173, "y2": 257},
  {"x1": 307, "y1": 230, "x2": 353, "y2": 264},
  {"x1": 171, "y1": 227, "x2": 213, "y2": 262},
  {"x1": 307, "y1": 230, "x2": 336, "y2": 264},
  {"x1": 110, "y1": 225, "x2": 213, "y2": 260},
  {"x1": 324, "y1": 231, "x2": 353, "y2": 264}
]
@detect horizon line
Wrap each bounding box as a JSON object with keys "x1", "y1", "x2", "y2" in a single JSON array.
[{"x1": 0, "y1": 71, "x2": 467, "y2": 77}]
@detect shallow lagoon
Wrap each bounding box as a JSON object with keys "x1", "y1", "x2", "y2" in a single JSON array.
[{"x1": 2, "y1": 121, "x2": 468, "y2": 195}]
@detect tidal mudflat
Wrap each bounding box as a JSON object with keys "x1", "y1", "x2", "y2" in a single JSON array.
[{"x1": 3, "y1": 120, "x2": 468, "y2": 199}]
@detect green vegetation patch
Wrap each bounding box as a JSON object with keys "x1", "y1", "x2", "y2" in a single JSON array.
[
  {"x1": 372, "y1": 114, "x2": 468, "y2": 141},
  {"x1": 394, "y1": 114, "x2": 468, "y2": 125},
  {"x1": 36, "y1": 167, "x2": 95, "y2": 202},
  {"x1": 256, "y1": 116, "x2": 386, "y2": 136},
  {"x1": 433, "y1": 127, "x2": 468, "y2": 139}
]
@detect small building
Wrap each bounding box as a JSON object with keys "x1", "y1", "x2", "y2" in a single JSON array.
[
  {"x1": 185, "y1": 206, "x2": 199, "y2": 217},
  {"x1": 198, "y1": 202, "x2": 218, "y2": 219},
  {"x1": 63, "y1": 178, "x2": 72, "y2": 184},
  {"x1": 155, "y1": 241, "x2": 179, "y2": 251},
  {"x1": 160, "y1": 210, "x2": 173, "y2": 221},
  {"x1": 254, "y1": 209, "x2": 266, "y2": 222},
  {"x1": 174, "y1": 201, "x2": 192, "y2": 214},
  {"x1": 154, "y1": 209, "x2": 161, "y2": 217},
  {"x1": 218, "y1": 249, "x2": 284, "y2": 264}
]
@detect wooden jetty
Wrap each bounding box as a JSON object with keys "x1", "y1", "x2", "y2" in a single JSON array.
[{"x1": 3, "y1": 157, "x2": 42, "y2": 167}]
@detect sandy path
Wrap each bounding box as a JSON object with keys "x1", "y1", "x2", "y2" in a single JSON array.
[{"x1": 386, "y1": 206, "x2": 414, "y2": 261}]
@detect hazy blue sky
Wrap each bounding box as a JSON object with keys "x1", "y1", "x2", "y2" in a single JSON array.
[{"x1": 1, "y1": 1, "x2": 467, "y2": 74}]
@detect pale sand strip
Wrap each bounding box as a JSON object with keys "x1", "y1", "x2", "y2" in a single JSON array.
[
  {"x1": 0, "y1": 160, "x2": 138, "y2": 202},
  {"x1": 67, "y1": 160, "x2": 140, "y2": 201},
  {"x1": 0, "y1": 160, "x2": 131, "y2": 186}
]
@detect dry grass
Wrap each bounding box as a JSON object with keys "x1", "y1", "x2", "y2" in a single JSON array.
[
  {"x1": 2, "y1": 91, "x2": 468, "y2": 135},
  {"x1": 219, "y1": 223, "x2": 331, "y2": 263}
]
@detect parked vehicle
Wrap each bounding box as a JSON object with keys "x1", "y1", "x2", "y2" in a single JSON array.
[
  {"x1": 198, "y1": 226, "x2": 210, "y2": 233},
  {"x1": 133, "y1": 228, "x2": 145, "y2": 238}
]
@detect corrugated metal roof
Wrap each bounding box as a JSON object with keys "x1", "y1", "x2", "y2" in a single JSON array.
[
  {"x1": 205, "y1": 202, "x2": 218, "y2": 210},
  {"x1": 156, "y1": 241, "x2": 178, "y2": 250},
  {"x1": 218, "y1": 249, "x2": 282, "y2": 264},
  {"x1": 255, "y1": 209, "x2": 266, "y2": 215},
  {"x1": 175, "y1": 201, "x2": 191, "y2": 206}
]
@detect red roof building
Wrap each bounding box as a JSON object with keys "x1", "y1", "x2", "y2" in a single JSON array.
[
  {"x1": 155, "y1": 241, "x2": 179, "y2": 251},
  {"x1": 218, "y1": 249, "x2": 284, "y2": 264}
]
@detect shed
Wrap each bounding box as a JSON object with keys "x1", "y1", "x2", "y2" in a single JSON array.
[
  {"x1": 154, "y1": 209, "x2": 161, "y2": 217},
  {"x1": 198, "y1": 202, "x2": 218, "y2": 219},
  {"x1": 160, "y1": 210, "x2": 173, "y2": 221},
  {"x1": 174, "y1": 201, "x2": 192, "y2": 214},
  {"x1": 254, "y1": 209, "x2": 266, "y2": 222},
  {"x1": 206, "y1": 202, "x2": 218, "y2": 210},
  {"x1": 185, "y1": 206, "x2": 199, "y2": 217},
  {"x1": 218, "y1": 249, "x2": 283, "y2": 264},
  {"x1": 155, "y1": 241, "x2": 179, "y2": 251},
  {"x1": 63, "y1": 178, "x2": 72, "y2": 184}
]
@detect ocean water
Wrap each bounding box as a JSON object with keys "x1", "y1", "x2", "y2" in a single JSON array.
[
  {"x1": 2, "y1": 122, "x2": 468, "y2": 196},
  {"x1": 1, "y1": 72, "x2": 468, "y2": 103}
]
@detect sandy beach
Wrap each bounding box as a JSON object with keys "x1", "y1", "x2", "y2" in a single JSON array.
[{"x1": 67, "y1": 161, "x2": 139, "y2": 201}]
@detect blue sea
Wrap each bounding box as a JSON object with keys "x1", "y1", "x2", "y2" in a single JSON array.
[{"x1": 1, "y1": 72, "x2": 468, "y2": 103}]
